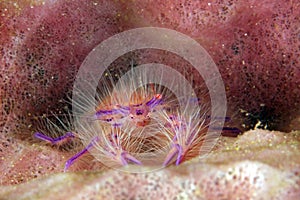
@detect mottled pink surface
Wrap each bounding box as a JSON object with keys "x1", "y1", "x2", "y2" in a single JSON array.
[
  {"x1": 0, "y1": 129, "x2": 299, "y2": 199},
  {"x1": 0, "y1": 0, "x2": 299, "y2": 133},
  {"x1": 123, "y1": 0, "x2": 300, "y2": 130}
]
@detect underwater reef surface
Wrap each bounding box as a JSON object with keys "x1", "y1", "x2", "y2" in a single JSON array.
[
  {"x1": 0, "y1": 0, "x2": 300, "y2": 199},
  {"x1": 0, "y1": 129, "x2": 299, "y2": 199}
]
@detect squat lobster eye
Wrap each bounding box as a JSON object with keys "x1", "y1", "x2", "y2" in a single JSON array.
[{"x1": 136, "y1": 109, "x2": 144, "y2": 115}]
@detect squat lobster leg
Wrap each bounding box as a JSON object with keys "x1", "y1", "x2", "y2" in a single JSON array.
[
  {"x1": 103, "y1": 132, "x2": 143, "y2": 166},
  {"x1": 34, "y1": 132, "x2": 75, "y2": 145},
  {"x1": 64, "y1": 136, "x2": 99, "y2": 172},
  {"x1": 162, "y1": 136, "x2": 185, "y2": 167},
  {"x1": 34, "y1": 132, "x2": 99, "y2": 171},
  {"x1": 120, "y1": 152, "x2": 142, "y2": 166}
]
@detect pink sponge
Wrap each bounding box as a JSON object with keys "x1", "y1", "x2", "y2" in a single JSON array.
[
  {"x1": 1, "y1": 0, "x2": 299, "y2": 136},
  {"x1": 0, "y1": 1, "x2": 128, "y2": 134},
  {"x1": 123, "y1": 0, "x2": 300, "y2": 131}
]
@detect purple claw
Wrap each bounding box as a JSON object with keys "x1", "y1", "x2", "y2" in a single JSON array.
[
  {"x1": 34, "y1": 132, "x2": 55, "y2": 143},
  {"x1": 34, "y1": 132, "x2": 75, "y2": 145},
  {"x1": 175, "y1": 145, "x2": 183, "y2": 166},
  {"x1": 163, "y1": 144, "x2": 180, "y2": 167},
  {"x1": 52, "y1": 132, "x2": 75, "y2": 144},
  {"x1": 64, "y1": 136, "x2": 99, "y2": 172},
  {"x1": 64, "y1": 148, "x2": 88, "y2": 172},
  {"x1": 118, "y1": 106, "x2": 130, "y2": 114},
  {"x1": 123, "y1": 152, "x2": 142, "y2": 165},
  {"x1": 92, "y1": 106, "x2": 130, "y2": 127},
  {"x1": 95, "y1": 109, "x2": 118, "y2": 116},
  {"x1": 95, "y1": 107, "x2": 129, "y2": 118},
  {"x1": 110, "y1": 134, "x2": 142, "y2": 166},
  {"x1": 120, "y1": 152, "x2": 129, "y2": 166}
]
